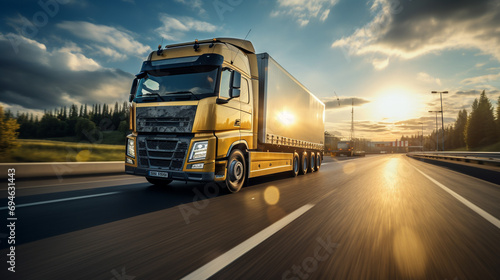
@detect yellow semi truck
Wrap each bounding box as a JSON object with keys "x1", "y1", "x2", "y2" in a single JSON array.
[{"x1": 125, "y1": 38, "x2": 325, "y2": 192}]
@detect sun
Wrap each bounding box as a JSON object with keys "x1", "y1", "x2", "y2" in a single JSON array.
[{"x1": 374, "y1": 89, "x2": 417, "y2": 121}]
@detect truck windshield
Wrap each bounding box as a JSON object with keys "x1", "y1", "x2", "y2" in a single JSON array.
[{"x1": 134, "y1": 66, "x2": 218, "y2": 102}]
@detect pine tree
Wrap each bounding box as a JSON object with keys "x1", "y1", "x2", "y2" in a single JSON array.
[
  {"x1": 496, "y1": 96, "x2": 500, "y2": 141},
  {"x1": 69, "y1": 104, "x2": 78, "y2": 119},
  {"x1": 465, "y1": 91, "x2": 496, "y2": 149},
  {"x1": 0, "y1": 106, "x2": 20, "y2": 154},
  {"x1": 451, "y1": 109, "x2": 467, "y2": 149}
]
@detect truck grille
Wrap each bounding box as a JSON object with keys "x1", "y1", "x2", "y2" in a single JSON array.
[
  {"x1": 143, "y1": 117, "x2": 191, "y2": 128},
  {"x1": 136, "y1": 136, "x2": 191, "y2": 171},
  {"x1": 147, "y1": 140, "x2": 177, "y2": 150},
  {"x1": 136, "y1": 106, "x2": 197, "y2": 133}
]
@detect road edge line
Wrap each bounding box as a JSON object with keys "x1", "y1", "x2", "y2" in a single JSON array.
[{"x1": 413, "y1": 166, "x2": 500, "y2": 229}]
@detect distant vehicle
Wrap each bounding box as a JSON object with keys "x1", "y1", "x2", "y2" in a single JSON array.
[
  {"x1": 335, "y1": 141, "x2": 353, "y2": 157},
  {"x1": 354, "y1": 150, "x2": 366, "y2": 157},
  {"x1": 125, "y1": 38, "x2": 325, "y2": 193}
]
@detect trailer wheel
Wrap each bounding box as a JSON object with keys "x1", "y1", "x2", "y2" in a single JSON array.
[
  {"x1": 225, "y1": 149, "x2": 246, "y2": 193},
  {"x1": 309, "y1": 152, "x2": 316, "y2": 172},
  {"x1": 146, "y1": 177, "x2": 173, "y2": 186},
  {"x1": 300, "y1": 151, "x2": 308, "y2": 175},
  {"x1": 315, "y1": 153, "x2": 322, "y2": 171},
  {"x1": 291, "y1": 153, "x2": 299, "y2": 177}
]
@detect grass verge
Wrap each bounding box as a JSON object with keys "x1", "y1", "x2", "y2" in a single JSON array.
[{"x1": 1, "y1": 139, "x2": 125, "y2": 163}]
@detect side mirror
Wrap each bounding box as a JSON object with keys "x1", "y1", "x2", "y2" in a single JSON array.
[
  {"x1": 231, "y1": 71, "x2": 241, "y2": 89},
  {"x1": 229, "y1": 71, "x2": 241, "y2": 98},
  {"x1": 129, "y1": 78, "x2": 138, "y2": 102},
  {"x1": 230, "y1": 88, "x2": 240, "y2": 98}
]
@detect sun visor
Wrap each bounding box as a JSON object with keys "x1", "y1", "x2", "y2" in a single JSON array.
[{"x1": 141, "y1": 54, "x2": 224, "y2": 72}]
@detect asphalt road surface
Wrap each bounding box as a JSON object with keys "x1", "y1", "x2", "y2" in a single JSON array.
[{"x1": 0, "y1": 154, "x2": 499, "y2": 279}]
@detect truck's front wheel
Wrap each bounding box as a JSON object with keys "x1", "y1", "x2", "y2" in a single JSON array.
[{"x1": 225, "y1": 149, "x2": 246, "y2": 193}]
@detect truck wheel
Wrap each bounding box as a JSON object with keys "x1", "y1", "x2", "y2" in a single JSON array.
[
  {"x1": 146, "y1": 177, "x2": 173, "y2": 186},
  {"x1": 300, "y1": 151, "x2": 308, "y2": 175},
  {"x1": 225, "y1": 149, "x2": 246, "y2": 193},
  {"x1": 291, "y1": 153, "x2": 299, "y2": 177},
  {"x1": 315, "y1": 153, "x2": 322, "y2": 171},
  {"x1": 309, "y1": 152, "x2": 316, "y2": 172}
]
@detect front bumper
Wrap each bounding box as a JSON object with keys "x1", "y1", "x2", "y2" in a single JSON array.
[{"x1": 125, "y1": 165, "x2": 215, "y2": 182}]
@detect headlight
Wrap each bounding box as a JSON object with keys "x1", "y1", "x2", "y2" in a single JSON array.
[
  {"x1": 189, "y1": 141, "x2": 208, "y2": 162},
  {"x1": 127, "y1": 138, "x2": 135, "y2": 158}
]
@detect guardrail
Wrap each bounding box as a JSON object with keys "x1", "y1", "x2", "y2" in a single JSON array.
[
  {"x1": 0, "y1": 161, "x2": 124, "y2": 179},
  {"x1": 407, "y1": 152, "x2": 500, "y2": 167}
]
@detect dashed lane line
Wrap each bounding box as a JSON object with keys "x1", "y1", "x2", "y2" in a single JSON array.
[
  {"x1": 0, "y1": 191, "x2": 121, "y2": 210},
  {"x1": 181, "y1": 203, "x2": 315, "y2": 280}
]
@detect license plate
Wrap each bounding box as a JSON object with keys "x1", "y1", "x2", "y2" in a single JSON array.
[{"x1": 149, "y1": 171, "x2": 169, "y2": 178}]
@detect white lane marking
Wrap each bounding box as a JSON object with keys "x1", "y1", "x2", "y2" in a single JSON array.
[
  {"x1": 181, "y1": 203, "x2": 315, "y2": 280},
  {"x1": 414, "y1": 167, "x2": 500, "y2": 229},
  {"x1": 0, "y1": 192, "x2": 120, "y2": 210},
  {"x1": 0, "y1": 177, "x2": 145, "y2": 190},
  {"x1": 321, "y1": 162, "x2": 331, "y2": 166}
]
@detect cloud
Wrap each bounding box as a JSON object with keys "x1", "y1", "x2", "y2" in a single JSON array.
[
  {"x1": 455, "y1": 90, "x2": 484, "y2": 95},
  {"x1": 272, "y1": 0, "x2": 338, "y2": 26},
  {"x1": 322, "y1": 96, "x2": 370, "y2": 110},
  {"x1": 394, "y1": 117, "x2": 439, "y2": 128},
  {"x1": 461, "y1": 72, "x2": 500, "y2": 85},
  {"x1": 417, "y1": 72, "x2": 442, "y2": 86},
  {"x1": 155, "y1": 13, "x2": 217, "y2": 41},
  {"x1": 372, "y1": 57, "x2": 389, "y2": 70},
  {"x1": 319, "y1": 9, "x2": 330, "y2": 22},
  {"x1": 57, "y1": 21, "x2": 150, "y2": 60},
  {"x1": 354, "y1": 121, "x2": 391, "y2": 133},
  {"x1": 92, "y1": 45, "x2": 128, "y2": 61},
  {"x1": 175, "y1": 0, "x2": 206, "y2": 15},
  {"x1": 332, "y1": 0, "x2": 500, "y2": 68},
  {"x1": 0, "y1": 33, "x2": 133, "y2": 111}
]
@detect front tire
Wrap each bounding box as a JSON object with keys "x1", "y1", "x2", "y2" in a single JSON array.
[
  {"x1": 225, "y1": 149, "x2": 246, "y2": 193},
  {"x1": 146, "y1": 177, "x2": 173, "y2": 186}
]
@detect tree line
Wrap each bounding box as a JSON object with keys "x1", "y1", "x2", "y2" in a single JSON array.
[
  {"x1": 402, "y1": 90, "x2": 500, "y2": 150},
  {"x1": 1, "y1": 102, "x2": 130, "y2": 144}
]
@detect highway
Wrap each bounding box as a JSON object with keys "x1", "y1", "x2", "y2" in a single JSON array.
[{"x1": 1, "y1": 154, "x2": 499, "y2": 279}]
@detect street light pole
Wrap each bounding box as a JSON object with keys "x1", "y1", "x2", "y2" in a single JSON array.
[
  {"x1": 418, "y1": 122, "x2": 424, "y2": 151},
  {"x1": 432, "y1": 91, "x2": 448, "y2": 151},
  {"x1": 429, "y1": 111, "x2": 442, "y2": 151}
]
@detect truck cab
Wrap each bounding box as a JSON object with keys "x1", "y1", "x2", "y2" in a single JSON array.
[{"x1": 126, "y1": 38, "x2": 257, "y2": 191}]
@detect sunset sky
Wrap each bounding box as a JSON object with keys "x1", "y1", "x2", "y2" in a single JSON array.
[{"x1": 1, "y1": 0, "x2": 499, "y2": 141}]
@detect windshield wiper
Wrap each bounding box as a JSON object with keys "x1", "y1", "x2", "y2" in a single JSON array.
[
  {"x1": 167, "y1": 91, "x2": 200, "y2": 100},
  {"x1": 140, "y1": 92, "x2": 166, "y2": 102}
]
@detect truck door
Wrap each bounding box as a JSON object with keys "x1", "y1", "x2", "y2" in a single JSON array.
[
  {"x1": 216, "y1": 68, "x2": 242, "y2": 157},
  {"x1": 239, "y1": 76, "x2": 252, "y2": 141}
]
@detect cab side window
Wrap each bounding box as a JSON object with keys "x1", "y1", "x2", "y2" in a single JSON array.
[{"x1": 219, "y1": 69, "x2": 231, "y2": 98}]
